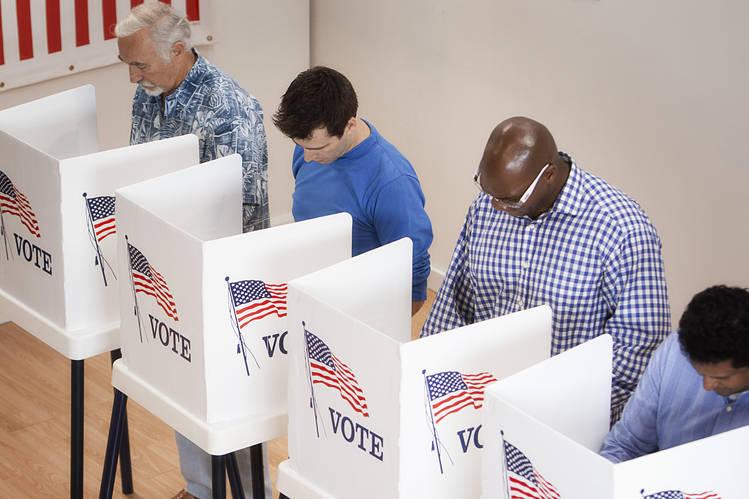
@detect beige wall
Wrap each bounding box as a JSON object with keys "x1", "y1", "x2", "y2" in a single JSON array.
[
  {"x1": 310, "y1": 0, "x2": 749, "y2": 322},
  {"x1": 0, "y1": 0, "x2": 309, "y2": 221}
]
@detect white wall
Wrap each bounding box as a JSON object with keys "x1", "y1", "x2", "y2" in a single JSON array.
[
  {"x1": 310, "y1": 0, "x2": 749, "y2": 321},
  {"x1": 0, "y1": 0, "x2": 308, "y2": 221}
]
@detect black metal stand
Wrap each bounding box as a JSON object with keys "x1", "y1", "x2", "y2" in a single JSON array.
[
  {"x1": 99, "y1": 389, "x2": 129, "y2": 499},
  {"x1": 249, "y1": 444, "x2": 265, "y2": 499},
  {"x1": 110, "y1": 350, "x2": 134, "y2": 494},
  {"x1": 211, "y1": 455, "x2": 227, "y2": 499},
  {"x1": 71, "y1": 360, "x2": 84, "y2": 499},
  {"x1": 226, "y1": 453, "x2": 246, "y2": 499}
]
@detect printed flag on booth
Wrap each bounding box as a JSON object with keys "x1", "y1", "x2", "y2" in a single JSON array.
[
  {"x1": 0, "y1": 170, "x2": 40, "y2": 237},
  {"x1": 228, "y1": 279, "x2": 288, "y2": 328},
  {"x1": 305, "y1": 329, "x2": 369, "y2": 417},
  {"x1": 128, "y1": 242, "x2": 178, "y2": 321},
  {"x1": 425, "y1": 370, "x2": 497, "y2": 424},
  {"x1": 85, "y1": 195, "x2": 116, "y2": 242},
  {"x1": 643, "y1": 490, "x2": 721, "y2": 499},
  {"x1": 504, "y1": 440, "x2": 561, "y2": 499}
]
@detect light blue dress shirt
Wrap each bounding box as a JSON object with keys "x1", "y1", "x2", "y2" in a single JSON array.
[{"x1": 600, "y1": 332, "x2": 749, "y2": 462}]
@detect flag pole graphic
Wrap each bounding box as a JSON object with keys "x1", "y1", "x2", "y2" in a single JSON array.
[
  {"x1": 500, "y1": 430, "x2": 510, "y2": 499},
  {"x1": 0, "y1": 206, "x2": 8, "y2": 261},
  {"x1": 83, "y1": 193, "x2": 108, "y2": 286},
  {"x1": 422, "y1": 369, "x2": 444, "y2": 474},
  {"x1": 303, "y1": 321, "x2": 322, "y2": 438},
  {"x1": 225, "y1": 276, "x2": 259, "y2": 375},
  {"x1": 126, "y1": 235, "x2": 144, "y2": 343}
]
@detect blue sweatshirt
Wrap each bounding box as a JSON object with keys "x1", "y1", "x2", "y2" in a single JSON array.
[{"x1": 291, "y1": 122, "x2": 433, "y2": 301}]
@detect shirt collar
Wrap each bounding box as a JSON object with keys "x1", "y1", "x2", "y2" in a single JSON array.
[
  {"x1": 163, "y1": 50, "x2": 208, "y2": 113},
  {"x1": 547, "y1": 151, "x2": 584, "y2": 217}
]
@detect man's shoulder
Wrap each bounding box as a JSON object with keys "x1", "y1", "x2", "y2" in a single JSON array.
[
  {"x1": 194, "y1": 61, "x2": 262, "y2": 114},
  {"x1": 578, "y1": 168, "x2": 659, "y2": 239}
]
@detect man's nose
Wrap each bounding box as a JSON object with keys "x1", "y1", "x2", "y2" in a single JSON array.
[
  {"x1": 128, "y1": 65, "x2": 142, "y2": 83},
  {"x1": 703, "y1": 376, "x2": 719, "y2": 392}
]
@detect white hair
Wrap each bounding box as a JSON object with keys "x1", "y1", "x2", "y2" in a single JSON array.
[{"x1": 115, "y1": 2, "x2": 192, "y2": 62}]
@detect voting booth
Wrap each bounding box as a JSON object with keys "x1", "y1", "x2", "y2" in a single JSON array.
[
  {"x1": 278, "y1": 238, "x2": 554, "y2": 499},
  {"x1": 0, "y1": 85, "x2": 200, "y2": 358},
  {"x1": 480, "y1": 335, "x2": 746, "y2": 498},
  {"x1": 110, "y1": 157, "x2": 352, "y2": 454}
]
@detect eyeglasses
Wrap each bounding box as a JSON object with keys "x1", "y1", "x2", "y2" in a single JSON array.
[{"x1": 473, "y1": 163, "x2": 550, "y2": 210}]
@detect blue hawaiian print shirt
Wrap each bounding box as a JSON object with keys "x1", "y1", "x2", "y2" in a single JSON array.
[
  {"x1": 421, "y1": 152, "x2": 671, "y2": 421},
  {"x1": 129, "y1": 52, "x2": 269, "y2": 232}
]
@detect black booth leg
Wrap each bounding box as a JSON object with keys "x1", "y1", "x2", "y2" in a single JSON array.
[
  {"x1": 249, "y1": 444, "x2": 265, "y2": 499},
  {"x1": 110, "y1": 350, "x2": 134, "y2": 494},
  {"x1": 211, "y1": 455, "x2": 227, "y2": 499},
  {"x1": 71, "y1": 359, "x2": 84, "y2": 499},
  {"x1": 226, "y1": 452, "x2": 245, "y2": 499},
  {"x1": 98, "y1": 390, "x2": 128, "y2": 499}
]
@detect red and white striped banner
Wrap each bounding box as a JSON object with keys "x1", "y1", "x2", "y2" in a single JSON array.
[{"x1": 0, "y1": 0, "x2": 208, "y2": 91}]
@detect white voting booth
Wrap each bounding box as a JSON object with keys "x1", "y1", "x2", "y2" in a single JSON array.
[
  {"x1": 112, "y1": 157, "x2": 352, "y2": 454},
  {"x1": 480, "y1": 335, "x2": 747, "y2": 499},
  {"x1": 278, "y1": 238, "x2": 554, "y2": 499},
  {"x1": 0, "y1": 85, "x2": 199, "y2": 358}
]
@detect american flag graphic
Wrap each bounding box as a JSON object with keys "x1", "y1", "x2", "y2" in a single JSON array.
[
  {"x1": 128, "y1": 242, "x2": 178, "y2": 321},
  {"x1": 504, "y1": 440, "x2": 560, "y2": 499},
  {"x1": 85, "y1": 195, "x2": 116, "y2": 242},
  {"x1": 425, "y1": 370, "x2": 497, "y2": 424},
  {"x1": 305, "y1": 330, "x2": 369, "y2": 418},
  {"x1": 643, "y1": 490, "x2": 721, "y2": 499},
  {"x1": 0, "y1": 1, "x2": 201, "y2": 88},
  {"x1": 228, "y1": 279, "x2": 287, "y2": 328},
  {"x1": 0, "y1": 169, "x2": 40, "y2": 237}
]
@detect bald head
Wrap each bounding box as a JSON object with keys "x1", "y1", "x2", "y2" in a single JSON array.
[
  {"x1": 483, "y1": 117, "x2": 557, "y2": 178},
  {"x1": 477, "y1": 117, "x2": 568, "y2": 218}
]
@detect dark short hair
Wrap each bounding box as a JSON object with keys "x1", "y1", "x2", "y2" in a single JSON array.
[
  {"x1": 678, "y1": 285, "x2": 749, "y2": 367},
  {"x1": 273, "y1": 66, "x2": 358, "y2": 139}
]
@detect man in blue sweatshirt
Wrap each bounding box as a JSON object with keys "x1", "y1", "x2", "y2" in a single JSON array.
[{"x1": 273, "y1": 66, "x2": 433, "y2": 313}]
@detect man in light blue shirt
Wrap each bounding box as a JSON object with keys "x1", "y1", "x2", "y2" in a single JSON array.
[{"x1": 600, "y1": 285, "x2": 749, "y2": 463}]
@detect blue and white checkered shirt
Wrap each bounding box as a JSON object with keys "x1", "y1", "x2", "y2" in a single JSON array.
[
  {"x1": 129, "y1": 53, "x2": 269, "y2": 232},
  {"x1": 421, "y1": 153, "x2": 671, "y2": 419}
]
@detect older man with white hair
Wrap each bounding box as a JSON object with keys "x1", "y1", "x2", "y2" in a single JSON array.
[
  {"x1": 115, "y1": 4, "x2": 270, "y2": 498},
  {"x1": 116, "y1": 1, "x2": 269, "y2": 233}
]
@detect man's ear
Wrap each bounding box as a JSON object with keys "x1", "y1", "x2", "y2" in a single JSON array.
[
  {"x1": 346, "y1": 116, "x2": 358, "y2": 132},
  {"x1": 171, "y1": 41, "x2": 186, "y2": 58}
]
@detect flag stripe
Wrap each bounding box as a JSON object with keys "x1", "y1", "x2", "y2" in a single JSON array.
[
  {"x1": 74, "y1": 0, "x2": 89, "y2": 46},
  {"x1": 0, "y1": 2, "x2": 5, "y2": 65},
  {"x1": 16, "y1": 0, "x2": 33, "y2": 60},
  {"x1": 185, "y1": 0, "x2": 199, "y2": 21},
  {"x1": 131, "y1": 0, "x2": 144, "y2": 8},
  {"x1": 45, "y1": 0, "x2": 61, "y2": 53},
  {"x1": 102, "y1": 0, "x2": 116, "y2": 40}
]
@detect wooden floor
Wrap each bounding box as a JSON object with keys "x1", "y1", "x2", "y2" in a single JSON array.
[{"x1": 0, "y1": 292, "x2": 434, "y2": 498}]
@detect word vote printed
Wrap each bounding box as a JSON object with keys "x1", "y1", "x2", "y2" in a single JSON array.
[
  {"x1": 329, "y1": 407, "x2": 384, "y2": 462},
  {"x1": 13, "y1": 233, "x2": 52, "y2": 275},
  {"x1": 148, "y1": 314, "x2": 191, "y2": 363}
]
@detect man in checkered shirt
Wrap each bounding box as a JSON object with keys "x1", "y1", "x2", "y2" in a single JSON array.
[{"x1": 421, "y1": 116, "x2": 671, "y2": 421}]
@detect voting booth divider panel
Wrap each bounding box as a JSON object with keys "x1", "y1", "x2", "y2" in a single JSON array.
[
  {"x1": 0, "y1": 85, "x2": 200, "y2": 358},
  {"x1": 481, "y1": 335, "x2": 748, "y2": 499},
  {"x1": 116, "y1": 156, "x2": 354, "y2": 437},
  {"x1": 281, "y1": 238, "x2": 554, "y2": 499},
  {"x1": 0, "y1": 85, "x2": 99, "y2": 161}
]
